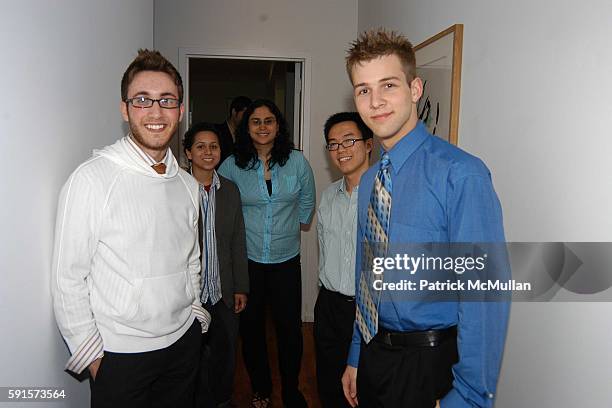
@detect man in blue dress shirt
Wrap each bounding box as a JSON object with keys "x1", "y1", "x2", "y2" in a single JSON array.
[{"x1": 341, "y1": 30, "x2": 510, "y2": 408}]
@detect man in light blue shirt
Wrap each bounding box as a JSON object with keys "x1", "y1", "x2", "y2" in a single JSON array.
[
  {"x1": 341, "y1": 30, "x2": 509, "y2": 408},
  {"x1": 315, "y1": 112, "x2": 373, "y2": 408}
]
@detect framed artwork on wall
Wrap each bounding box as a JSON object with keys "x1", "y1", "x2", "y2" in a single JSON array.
[{"x1": 414, "y1": 24, "x2": 463, "y2": 145}]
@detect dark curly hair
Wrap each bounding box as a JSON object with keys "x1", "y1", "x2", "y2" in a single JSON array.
[
  {"x1": 183, "y1": 122, "x2": 220, "y2": 155},
  {"x1": 233, "y1": 99, "x2": 294, "y2": 170}
]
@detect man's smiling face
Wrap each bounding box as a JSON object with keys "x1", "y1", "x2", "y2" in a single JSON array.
[
  {"x1": 327, "y1": 120, "x2": 372, "y2": 177},
  {"x1": 351, "y1": 54, "x2": 422, "y2": 151},
  {"x1": 121, "y1": 70, "x2": 184, "y2": 160}
]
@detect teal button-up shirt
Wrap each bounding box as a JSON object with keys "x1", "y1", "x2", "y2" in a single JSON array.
[
  {"x1": 317, "y1": 178, "x2": 359, "y2": 296},
  {"x1": 219, "y1": 150, "x2": 315, "y2": 264}
]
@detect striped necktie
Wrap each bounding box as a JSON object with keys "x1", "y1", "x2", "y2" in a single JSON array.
[{"x1": 356, "y1": 152, "x2": 392, "y2": 343}]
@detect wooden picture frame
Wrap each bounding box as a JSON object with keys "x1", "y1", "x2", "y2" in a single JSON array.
[{"x1": 414, "y1": 24, "x2": 463, "y2": 145}]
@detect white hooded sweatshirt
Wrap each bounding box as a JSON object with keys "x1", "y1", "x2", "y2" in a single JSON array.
[{"x1": 52, "y1": 136, "x2": 210, "y2": 374}]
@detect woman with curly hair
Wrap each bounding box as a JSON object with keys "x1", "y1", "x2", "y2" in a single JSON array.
[{"x1": 219, "y1": 99, "x2": 315, "y2": 408}]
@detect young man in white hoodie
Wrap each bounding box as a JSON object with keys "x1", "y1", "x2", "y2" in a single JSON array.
[{"x1": 52, "y1": 49, "x2": 211, "y2": 408}]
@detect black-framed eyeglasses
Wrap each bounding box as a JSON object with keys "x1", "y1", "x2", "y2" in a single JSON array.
[
  {"x1": 125, "y1": 96, "x2": 181, "y2": 109},
  {"x1": 326, "y1": 138, "x2": 366, "y2": 151}
]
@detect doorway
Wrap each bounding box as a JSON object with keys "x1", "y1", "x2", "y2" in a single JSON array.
[{"x1": 177, "y1": 54, "x2": 306, "y2": 167}]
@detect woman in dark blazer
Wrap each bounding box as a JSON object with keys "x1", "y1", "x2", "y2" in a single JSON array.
[{"x1": 184, "y1": 122, "x2": 249, "y2": 408}]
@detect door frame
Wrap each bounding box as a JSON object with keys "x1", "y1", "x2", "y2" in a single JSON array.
[{"x1": 177, "y1": 47, "x2": 312, "y2": 165}]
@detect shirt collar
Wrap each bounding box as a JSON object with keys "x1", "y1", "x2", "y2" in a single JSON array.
[
  {"x1": 127, "y1": 133, "x2": 169, "y2": 166},
  {"x1": 211, "y1": 170, "x2": 221, "y2": 190},
  {"x1": 336, "y1": 177, "x2": 359, "y2": 195},
  {"x1": 337, "y1": 178, "x2": 346, "y2": 193},
  {"x1": 194, "y1": 169, "x2": 221, "y2": 191},
  {"x1": 383, "y1": 121, "x2": 428, "y2": 175}
]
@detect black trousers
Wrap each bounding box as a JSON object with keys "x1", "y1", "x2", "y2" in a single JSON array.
[
  {"x1": 196, "y1": 301, "x2": 239, "y2": 408},
  {"x1": 313, "y1": 287, "x2": 355, "y2": 408},
  {"x1": 240, "y1": 255, "x2": 306, "y2": 407},
  {"x1": 90, "y1": 319, "x2": 201, "y2": 408},
  {"x1": 357, "y1": 330, "x2": 458, "y2": 408}
]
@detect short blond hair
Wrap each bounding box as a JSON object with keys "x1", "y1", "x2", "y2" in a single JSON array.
[{"x1": 346, "y1": 29, "x2": 416, "y2": 83}]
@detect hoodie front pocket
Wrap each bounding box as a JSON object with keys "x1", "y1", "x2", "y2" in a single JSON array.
[
  {"x1": 91, "y1": 274, "x2": 139, "y2": 322},
  {"x1": 113, "y1": 271, "x2": 193, "y2": 336}
]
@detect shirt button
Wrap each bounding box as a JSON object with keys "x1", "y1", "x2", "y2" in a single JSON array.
[{"x1": 487, "y1": 393, "x2": 494, "y2": 399}]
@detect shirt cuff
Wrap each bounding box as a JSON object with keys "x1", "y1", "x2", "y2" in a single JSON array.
[
  {"x1": 192, "y1": 303, "x2": 211, "y2": 333},
  {"x1": 65, "y1": 330, "x2": 104, "y2": 375},
  {"x1": 347, "y1": 342, "x2": 360, "y2": 367},
  {"x1": 441, "y1": 387, "x2": 494, "y2": 408}
]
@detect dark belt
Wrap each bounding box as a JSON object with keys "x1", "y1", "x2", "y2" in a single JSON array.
[
  {"x1": 321, "y1": 286, "x2": 355, "y2": 302},
  {"x1": 374, "y1": 325, "x2": 457, "y2": 348}
]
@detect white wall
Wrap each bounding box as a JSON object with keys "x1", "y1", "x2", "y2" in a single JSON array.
[
  {"x1": 0, "y1": 1, "x2": 153, "y2": 406},
  {"x1": 359, "y1": 0, "x2": 612, "y2": 406},
  {"x1": 6, "y1": 1, "x2": 606, "y2": 405},
  {"x1": 154, "y1": 0, "x2": 358, "y2": 320}
]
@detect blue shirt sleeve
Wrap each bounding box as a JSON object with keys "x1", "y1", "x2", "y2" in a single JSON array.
[
  {"x1": 297, "y1": 153, "x2": 316, "y2": 225},
  {"x1": 441, "y1": 173, "x2": 510, "y2": 408},
  {"x1": 217, "y1": 157, "x2": 234, "y2": 182},
  {"x1": 347, "y1": 211, "x2": 364, "y2": 367}
]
